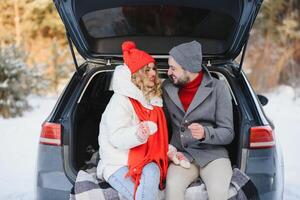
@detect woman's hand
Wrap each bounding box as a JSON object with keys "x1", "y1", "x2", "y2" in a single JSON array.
[
  {"x1": 136, "y1": 121, "x2": 157, "y2": 142},
  {"x1": 175, "y1": 152, "x2": 191, "y2": 169},
  {"x1": 167, "y1": 144, "x2": 180, "y2": 165},
  {"x1": 167, "y1": 145, "x2": 191, "y2": 168}
]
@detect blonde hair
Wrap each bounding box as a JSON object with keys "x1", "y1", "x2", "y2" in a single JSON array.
[{"x1": 131, "y1": 65, "x2": 162, "y2": 101}]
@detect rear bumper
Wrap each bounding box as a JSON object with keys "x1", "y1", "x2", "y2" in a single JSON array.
[
  {"x1": 246, "y1": 148, "x2": 284, "y2": 200},
  {"x1": 35, "y1": 145, "x2": 73, "y2": 200},
  {"x1": 36, "y1": 187, "x2": 70, "y2": 200},
  {"x1": 35, "y1": 145, "x2": 284, "y2": 200}
]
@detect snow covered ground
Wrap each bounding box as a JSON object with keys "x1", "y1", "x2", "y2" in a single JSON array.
[
  {"x1": 0, "y1": 85, "x2": 299, "y2": 199},
  {"x1": 0, "y1": 97, "x2": 57, "y2": 200},
  {"x1": 263, "y1": 86, "x2": 300, "y2": 200}
]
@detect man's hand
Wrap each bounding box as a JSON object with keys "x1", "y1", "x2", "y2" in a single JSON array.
[{"x1": 188, "y1": 123, "x2": 205, "y2": 140}]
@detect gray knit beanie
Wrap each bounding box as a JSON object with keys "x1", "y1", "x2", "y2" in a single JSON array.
[{"x1": 169, "y1": 41, "x2": 202, "y2": 73}]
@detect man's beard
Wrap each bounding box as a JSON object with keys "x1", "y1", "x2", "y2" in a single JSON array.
[{"x1": 169, "y1": 72, "x2": 190, "y2": 87}]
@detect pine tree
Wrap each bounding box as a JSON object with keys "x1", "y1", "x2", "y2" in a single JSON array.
[
  {"x1": 246, "y1": 0, "x2": 300, "y2": 91},
  {"x1": 0, "y1": 45, "x2": 45, "y2": 118}
]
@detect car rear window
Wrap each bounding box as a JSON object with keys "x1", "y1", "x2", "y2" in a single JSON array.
[{"x1": 81, "y1": 6, "x2": 235, "y2": 40}]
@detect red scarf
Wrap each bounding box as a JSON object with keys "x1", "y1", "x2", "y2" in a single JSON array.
[{"x1": 127, "y1": 98, "x2": 169, "y2": 199}]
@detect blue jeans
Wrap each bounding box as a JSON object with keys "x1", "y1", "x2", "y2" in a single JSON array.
[{"x1": 107, "y1": 162, "x2": 160, "y2": 200}]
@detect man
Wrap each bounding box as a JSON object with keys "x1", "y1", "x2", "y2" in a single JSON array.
[{"x1": 163, "y1": 41, "x2": 234, "y2": 200}]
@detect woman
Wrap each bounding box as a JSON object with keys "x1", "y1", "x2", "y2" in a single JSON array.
[{"x1": 97, "y1": 41, "x2": 169, "y2": 200}]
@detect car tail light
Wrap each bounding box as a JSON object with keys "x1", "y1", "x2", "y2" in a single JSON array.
[
  {"x1": 40, "y1": 122, "x2": 61, "y2": 146},
  {"x1": 250, "y1": 126, "x2": 275, "y2": 149}
]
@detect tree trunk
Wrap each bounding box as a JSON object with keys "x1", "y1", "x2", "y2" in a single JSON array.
[{"x1": 14, "y1": 0, "x2": 21, "y2": 46}]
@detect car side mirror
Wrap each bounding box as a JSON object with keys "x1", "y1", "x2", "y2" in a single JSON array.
[{"x1": 257, "y1": 94, "x2": 268, "y2": 106}]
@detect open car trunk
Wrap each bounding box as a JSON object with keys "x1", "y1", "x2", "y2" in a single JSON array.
[
  {"x1": 69, "y1": 63, "x2": 242, "y2": 174},
  {"x1": 55, "y1": 0, "x2": 262, "y2": 62}
]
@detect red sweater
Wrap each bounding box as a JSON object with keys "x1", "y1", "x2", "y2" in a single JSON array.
[{"x1": 178, "y1": 72, "x2": 203, "y2": 112}]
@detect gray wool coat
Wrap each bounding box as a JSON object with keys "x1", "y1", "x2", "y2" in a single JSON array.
[{"x1": 162, "y1": 67, "x2": 234, "y2": 167}]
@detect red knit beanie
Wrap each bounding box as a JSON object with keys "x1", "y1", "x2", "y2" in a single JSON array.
[{"x1": 122, "y1": 41, "x2": 155, "y2": 74}]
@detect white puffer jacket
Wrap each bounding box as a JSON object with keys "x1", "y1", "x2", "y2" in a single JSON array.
[{"x1": 96, "y1": 65, "x2": 162, "y2": 181}]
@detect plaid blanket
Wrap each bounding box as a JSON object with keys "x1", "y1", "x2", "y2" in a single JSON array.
[{"x1": 69, "y1": 167, "x2": 259, "y2": 200}]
